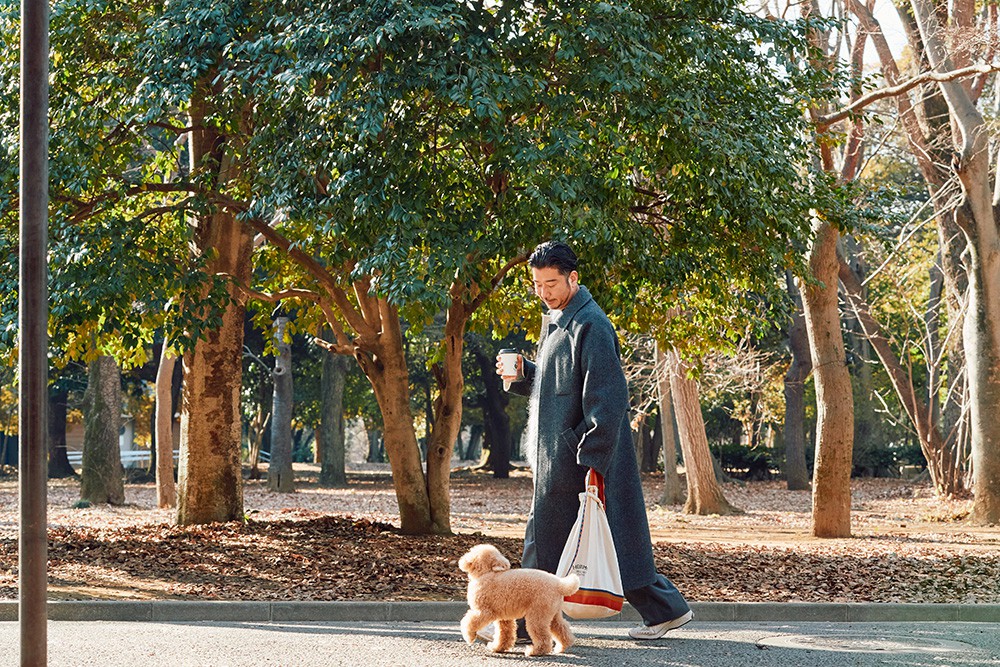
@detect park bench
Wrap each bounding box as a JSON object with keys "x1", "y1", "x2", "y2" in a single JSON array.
[{"x1": 65, "y1": 450, "x2": 177, "y2": 468}]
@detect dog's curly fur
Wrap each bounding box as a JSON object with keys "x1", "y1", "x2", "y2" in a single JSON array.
[{"x1": 458, "y1": 543, "x2": 579, "y2": 656}]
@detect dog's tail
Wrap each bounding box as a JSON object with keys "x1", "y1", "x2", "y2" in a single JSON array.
[{"x1": 559, "y1": 573, "x2": 581, "y2": 596}]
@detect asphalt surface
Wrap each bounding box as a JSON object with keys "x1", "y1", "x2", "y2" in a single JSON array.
[
  {"x1": 1, "y1": 602, "x2": 999, "y2": 666},
  {"x1": 2, "y1": 618, "x2": 999, "y2": 666}
]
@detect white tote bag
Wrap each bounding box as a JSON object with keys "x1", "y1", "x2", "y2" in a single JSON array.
[{"x1": 556, "y1": 469, "x2": 625, "y2": 619}]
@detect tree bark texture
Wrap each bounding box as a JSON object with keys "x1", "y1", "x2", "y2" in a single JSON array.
[
  {"x1": 667, "y1": 349, "x2": 740, "y2": 515},
  {"x1": 909, "y1": 0, "x2": 1000, "y2": 523},
  {"x1": 799, "y1": 219, "x2": 854, "y2": 537},
  {"x1": 176, "y1": 83, "x2": 253, "y2": 525},
  {"x1": 356, "y1": 308, "x2": 437, "y2": 534},
  {"x1": 783, "y1": 273, "x2": 812, "y2": 490},
  {"x1": 155, "y1": 345, "x2": 177, "y2": 508},
  {"x1": 423, "y1": 301, "x2": 471, "y2": 534},
  {"x1": 317, "y1": 348, "x2": 349, "y2": 487},
  {"x1": 268, "y1": 317, "x2": 295, "y2": 493},
  {"x1": 80, "y1": 356, "x2": 124, "y2": 505},
  {"x1": 656, "y1": 346, "x2": 685, "y2": 505}
]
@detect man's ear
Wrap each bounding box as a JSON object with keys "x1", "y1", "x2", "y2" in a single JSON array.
[{"x1": 569, "y1": 270, "x2": 578, "y2": 286}]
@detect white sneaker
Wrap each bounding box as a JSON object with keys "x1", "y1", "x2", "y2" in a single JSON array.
[
  {"x1": 475, "y1": 622, "x2": 531, "y2": 645},
  {"x1": 628, "y1": 610, "x2": 693, "y2": 639},
  {"x1": 475, "y1": 623, "x2": 495, "y2": 643}
]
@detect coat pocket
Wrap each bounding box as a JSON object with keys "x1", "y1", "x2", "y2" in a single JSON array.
[{"x1": 558, "y1": 427, "x2": 580, "y2": 453}]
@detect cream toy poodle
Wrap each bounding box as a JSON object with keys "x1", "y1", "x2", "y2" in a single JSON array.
[{"x1": 458, "y1": 543, "x2": 579, "y2": 656}]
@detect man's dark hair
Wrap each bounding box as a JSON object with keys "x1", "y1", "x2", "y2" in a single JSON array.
[{"x1": 529, "y1": 241, "x2": 578, "y2": 275}]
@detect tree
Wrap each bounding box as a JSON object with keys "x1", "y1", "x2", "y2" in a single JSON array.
[
  {"x1": 907, "y1": 0, "x2": 1000, "y2": 523},
  {"x1": 1, "y1": 0, "x2": 821, "y2": 534},
  {"x1": 668, "y1": 349, "x2": 741, "y2": 515},
  {"x1": 47, "y1": 377, "x2": 75, "y2": 479},
  {"x1": 317, "y1": 344, "x2": 350, "y2": 487},
  {"x1": 835, "y1": 0, "x2": 1000, "y2": 515},
  {"x1": 467, "y1": 334, "x2": 514, "y2": 479},
  {"x1": 154, "y1": 343, "x2": 177, "y2": 507},
  {"x1": 793, "y1": 0, "x2": 866, "y2": 538},
  {"x1": 782, "y1": 273, "x2": 812, "y2": 490},
  {"x1": 172, "y1": 73, "x2": 254, "y2": 523},
  {"x1": 0, "y1": 0, "x2": 230, "y2": 523},
  {"x1": 239, "y1": 0, "x2": 819, "y2": 534},
  {"x1": 80, "y1": 356, "x2": 124, "y2": 505},
  {"x1": 268, "y1": 315, "x2": 295, "y2": 492},
  {"x1": 656, "y1": 346, "x2": 685, "y2": 506}
]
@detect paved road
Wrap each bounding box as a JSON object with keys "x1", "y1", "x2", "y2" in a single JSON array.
[{"x1": 2, "y1": 618, "x2": 999, "y2": 666}]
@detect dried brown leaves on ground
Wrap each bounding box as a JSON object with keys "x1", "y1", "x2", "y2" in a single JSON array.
[{"x1": 1, "y1": 466, "x2": 999, "y2": 603}]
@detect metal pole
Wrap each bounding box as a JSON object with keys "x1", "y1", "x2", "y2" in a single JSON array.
[{"x1": 19, "y1": 0, "x2": 49, "y2": 663}]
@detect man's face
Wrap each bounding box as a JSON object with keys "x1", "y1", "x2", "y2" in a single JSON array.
[{"x1": 531, "y1": 266, "x2": 579, "y2": 311}]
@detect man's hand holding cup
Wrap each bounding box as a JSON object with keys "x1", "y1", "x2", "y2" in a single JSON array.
[{"x1": 496, "y1": 348, "x2": 523, "y2": 390}]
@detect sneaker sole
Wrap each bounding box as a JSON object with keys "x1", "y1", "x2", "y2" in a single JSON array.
[{"x1": 629, "y1": 611, "x2": 693, "y2": 640}]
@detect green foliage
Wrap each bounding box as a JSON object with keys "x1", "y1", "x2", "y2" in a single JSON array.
[
  {"x1": 0, "y1": 0, "x2": 223, "y2": 369},
  {"x1": 229, "y1": 0, "x2": 823, "y2": 349},
  {"x1": 712, "y1": 441, "x2": 775, "y2": 481}
]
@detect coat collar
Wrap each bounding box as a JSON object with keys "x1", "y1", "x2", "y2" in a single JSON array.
[{"x1": 548, "y1": 284, "x2": 593, "y2": 329}]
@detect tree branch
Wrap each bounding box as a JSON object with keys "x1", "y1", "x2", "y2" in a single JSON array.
[
  {"x1": 815, "y1": 63, "x2": 1000, "y2": 129},
  {"x1": 467, "y1": 251, "x2": 530, "y2": 313},
  {"x1": 240, "y1": 216, "x2": 375, "y2": 340}
]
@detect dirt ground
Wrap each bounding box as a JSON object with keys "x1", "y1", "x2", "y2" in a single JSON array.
[{"x1": 1, "y1": 464, "x2": 998, "y2": 604}]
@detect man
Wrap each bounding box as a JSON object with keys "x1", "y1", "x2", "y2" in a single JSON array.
[{"x1": 498, "y1": 240, "x2": 691, "y2": 640}]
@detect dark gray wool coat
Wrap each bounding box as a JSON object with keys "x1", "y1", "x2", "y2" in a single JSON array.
[{"x1": 508, "y1": 285, "x2": 659, "y2": 592}]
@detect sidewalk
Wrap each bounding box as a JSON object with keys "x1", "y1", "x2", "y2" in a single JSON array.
[{"x1": 0, "y1": 602, "x2": 998, "y2": 666}]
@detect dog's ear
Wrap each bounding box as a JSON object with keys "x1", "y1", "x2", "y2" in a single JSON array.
[
  {"x1": 458, "y1": 553, "x2": 472, "y2": 573},
  {"x1": 490, "y1": 551, "x2": 511, "y2": 572}
]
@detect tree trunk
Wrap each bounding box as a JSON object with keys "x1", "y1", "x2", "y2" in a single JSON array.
[
  {"x1": 637, "y1": 407, "x2": 660, "y2": 474},
  {"x1": 318, "y1": 348, "x2": 349, "y2": 487},
  {"x1": 358, "y1": 309, "x2": 437, "y2": 534},
  {"x1": 667, "y1": 349, "x2": 740, "y2": 515},
  {"x1": 155, "y1": 344, "x2": 177, "y2": 508},
  {"x1": 852, "y1": 0, "x2": 972, "y2": 495},
  {"x1": 783, "y1": 272, "x2": 812, "y2": 490},
  {"x1": 799, "y1": 218, "x2": 854, "y2": 537},
  {"x1": 656, "y1": 346, "x2": 684, "y2": 505},
  {"x1": 366, "y1": 425, "x2": 384, "y2": 463},
  {"x1": 80, "y1": 356, "x2": 124, "y2": 505},
  {"x1": 176, "y1": 83, "x2": 252, "y2": 525},
  {"x1": 465, "y1": 424, "x2": 484, "y2": 462},
  {"x1": 908, "y1": 0, "x2": 1000, "y2": 523},
  {"x1": 472, "y1": 341, "x2": 512, "y2": 478},
  {"x1": 47, "y1": 385, "x2": 75, "y2": 478},
  {"x1": 940, "y1": 212, "x2": 972, "y2": 493},
  {"x1": 423, "y1": 304, "x2": 471, "y2": 534},
  {"x1": 268, "y1": 316, "x2": 295, "y2": 493}
]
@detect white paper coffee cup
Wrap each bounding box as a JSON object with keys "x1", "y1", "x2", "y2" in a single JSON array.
[{"x1": 499, "y1": 348, "x2": 519, "y2": 376}]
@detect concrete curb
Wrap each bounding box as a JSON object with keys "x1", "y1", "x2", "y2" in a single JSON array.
[{"x1": 1, "y1": 601, "x2": 999, "y2": 623}]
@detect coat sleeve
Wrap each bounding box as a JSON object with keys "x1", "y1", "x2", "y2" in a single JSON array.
[
  {"x1": 573, "y1": 321, "x2": 628, "y2": 475},
  {"x1": 505, "y1": 358, "x2": 535, "y2": 397}
]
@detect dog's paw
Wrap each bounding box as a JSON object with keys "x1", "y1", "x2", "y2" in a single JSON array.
[{"x1": 524, "y1": 642, "x2": 553, "y2": 657}]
